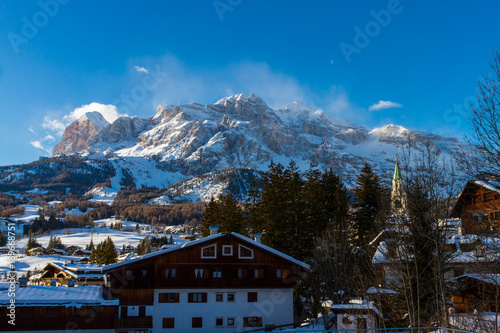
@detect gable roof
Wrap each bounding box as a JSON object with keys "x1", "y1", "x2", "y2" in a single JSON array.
[
  {"x1": 451, "y1": 180, "x2": 500, "y2": 217},
  {"x1": 102, "y1": 232, "x2": 310, "y2": 272}
]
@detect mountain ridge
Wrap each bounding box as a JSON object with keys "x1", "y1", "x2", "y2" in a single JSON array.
[{"x1": 0, "y1": 94, "x2": 466, "y2": 202}]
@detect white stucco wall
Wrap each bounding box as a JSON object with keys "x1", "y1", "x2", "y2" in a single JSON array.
[{"x1": 151, "y1": 288, "x2": 294, "y2": 333}]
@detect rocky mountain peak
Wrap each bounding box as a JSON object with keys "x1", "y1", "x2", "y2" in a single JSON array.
[{"x1": 52, "y1": 112, "x2": 110, "y2": 156}]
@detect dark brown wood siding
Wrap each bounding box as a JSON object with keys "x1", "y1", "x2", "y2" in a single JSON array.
[
  {"x1": 108, "y1": 235, "x2": 304, "y2": 297},
  {"x1": 0, "y1": 306, "x2": 116, "y2": 331}
]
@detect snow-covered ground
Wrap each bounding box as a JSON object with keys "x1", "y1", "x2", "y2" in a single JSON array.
[
  {"x1": 1, "y1": 224, "x2": 187, "y2": 276},
  {"x1": 93, "y1": 217, "x2": 154, "y2": 231},
  {"x1": 0, "y1": 254, "x2": 76, "y2": 276},
  {"x1": 11, "y1": 204, "x2": 41, "y2": 223}
]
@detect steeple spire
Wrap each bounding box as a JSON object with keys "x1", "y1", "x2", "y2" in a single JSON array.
[
  {"x1": 393, "y1": 158, "x2": 402, "y2": 180},
  {"x1": 391, "y1": 157, "x2": 406, "y2": 215}
]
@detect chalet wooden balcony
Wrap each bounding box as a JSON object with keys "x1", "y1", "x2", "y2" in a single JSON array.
[{"x1": 115, "y1": 316, "x2": 153, "y2": 328}]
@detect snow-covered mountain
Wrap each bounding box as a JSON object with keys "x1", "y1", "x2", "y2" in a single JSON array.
[
  {"x1": 1, "y1": 94, "x2": 465, "y2": 202},
  {"x1": 51, "y1": 94, "x2": 464, "y2": 186}
]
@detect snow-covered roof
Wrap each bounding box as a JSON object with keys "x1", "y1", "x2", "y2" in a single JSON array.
[
  {"x1": 43, "y1": 262, "x2": 104, "y2": 279},
  {"x1": 454, "y1": 273, "x2": 500, "y2": 286},
  {"x1": 474, "y1": 180, "x2": 500, "y2": 195},
  {"x1": 366, "y1": 286, "x2": 398, "y2": 295},
  {"x1": 103, "y1": 232, "x2": 310, "y2": 271},
  {"x1": 0, "y1": 285, "x2": 118, "y2": 307},
  {"x1": 323, "y1": 300, "x2": 382, "y2": 317}
]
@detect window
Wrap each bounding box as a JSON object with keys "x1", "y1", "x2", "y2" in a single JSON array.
[
  {"x1": 165, "y1": 268, "x2": 176, "y2": 278},
  {"x1": 138, "y1": 306, "x2": 146, "y2": 317},
  {"x1": 159, "y1": 293, "x2": 179, "y2": 303},
  {"x1": 46, "y1": 307, "x2": 60, "y2": 319},
  {"x1": 216, "y1": 293, "x2": 224, "y2": 302},
  {"x1": 243, "y1": 317, "x2": 262, "y2": 327},
  {"x1": 201, "y1": 244, "x2": 217, "y2": 258},
  {"x1": 489, "y1": 211, "x2": 500, "y2": 221},
  {"x1": 250, "y1": 268, "x2": 263, "y2": 278},
  {"x1": 188, "y1": 292, "x2": 207, "y2": 303},
  {"x1": 141, "y1": 269, "x2": 147, "y2": 277},
  {"x1": 276, "y1": 268, "x2": 288, "y2": 279},
  {"x1": 234, "y1": 268, "x2": 245, "y2": 278},
  {"x1": 192, "y1": 317, "x2": 203, "y2": 328},
  {"x1": 121, "y1": 307, "x2": 128, "y2": 318},
  {"x1": 222, "y1": 245, "x2": 233, "y2": 256},
  {"x1": 227, "y1": 293, "x2": 235, "y2": 302},
  {"x1": 484, "y1": 192, "x2": 494, "y2": 202},
  {"x1": 238, "y1": 244, "x2": 253, "y2": 259},
  {"x1": 212, "y1": 268, "x2": 222, "y2": 278},
  {"x1": 126, "y1": 270, "x2": 133, "y2": 276},
  {"x1": 227, "y1": 318, "x2": 235, "y2": 326},
  {"x1": 248, "y1": 292, "x2": 258, "y2": 302},
  {"x1": 216, "y1": 318, "x2": 224, "y2": 327},
  {"x1": 195, "y1": 268, "x2": 205, "y2": 278},
  {"x1": 163, "y1": 318, "x2": 175, "y2": 328}
]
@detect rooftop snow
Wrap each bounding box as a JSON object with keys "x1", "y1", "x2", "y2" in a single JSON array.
[{"x1": 0, "y1": 285, "x2": 118, "y2": 306}]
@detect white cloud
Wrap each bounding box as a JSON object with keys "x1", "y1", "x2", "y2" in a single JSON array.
[
  {"x1": 63, "y1": 102, "x2": 127, "y2": 124},
  {"x1": 369, "y1": 100, "x2": 403, "y2": 111},
  {"x1": 42, "y1": 116, "x2": 66, "y2": 136},
  {"x1": 147, "y1": 55, "x2": 323, "y2": 111},
  {"x1": 134, "y1": 66, "x2": 149, "y2": 74},
  {"x1": 30, "y1": 140, "x2": 52, "y2": 155}
]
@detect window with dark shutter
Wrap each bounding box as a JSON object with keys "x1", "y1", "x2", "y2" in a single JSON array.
[
  {"x1": 188, "y1": 292, "x2": 207, "y2": 303},
  {"x1": 248, "y1": 292, "x2": 258, "y2": 302},
  {"x1": 159, "y1": 293, "x2": 179, "y2": 303},
  {"x1": 139, "y1": 306, "x2": 146, "y2": 317},
  {"x1": 243, "y1": 317, "x2": 262, "y2": 327},
  {"x1": 192, "y1": 317, "x2": 203, "y2": 328},
  {"x1": 163, "y1": 318, "x2": 175, "y2": 328}
]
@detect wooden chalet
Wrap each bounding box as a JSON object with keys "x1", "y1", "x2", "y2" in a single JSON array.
[
  {"x1": 46, "y1": 248, "x2": 66, "y2": 255},
  {"x1": 102, "y1": 231, "x2": 310, "y2": 333},
  {"x1": 40, "y1": 262, "x2": 105, "y2": 286},
  {"x1": 0, "y1": 284, "x2": 118, "y2": 332},
  {"x1": 451, "y1": 180, "x2": 500, "y2": 233},
  {"x1": 27, "y1": 247, "x2": 44, "y2": 256},
  {"x1": 451, "y1": 273, "x2": 500, "y2": 313}
]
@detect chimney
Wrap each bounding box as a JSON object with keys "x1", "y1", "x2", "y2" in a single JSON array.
[
  {"x1": 67, "y1": 279, "x2": 76, "y2": 287},
  {"x1": 210, "y1": 226, "x2": 219, "y2": 236},
  {"x1": 254, "y1": 233, "x2": 262, "y2": 243},
  {"x1": 51, "y1": 278, "x2": 57, "y2": 287},
  {"x1": 19, "y1": 277, "x2": 29, "y2": 288}
]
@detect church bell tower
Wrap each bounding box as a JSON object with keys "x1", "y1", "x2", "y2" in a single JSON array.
[{"x1": 391, "y1": 158, "x2": 407, "y2": 215}]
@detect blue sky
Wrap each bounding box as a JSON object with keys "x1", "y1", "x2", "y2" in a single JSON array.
[{"x1": 0, "y1": 0, "x2": 499, "y2": 166}]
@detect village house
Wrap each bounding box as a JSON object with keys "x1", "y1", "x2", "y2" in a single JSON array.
[
  {"x1": 27, "y1": 247, "x2": 44, "y2": 256},
  {"x1": 102, "y1": 230, "x2": 310, "y2": 333},
  {"x1": 322, "y1": 299, "x2": 382, "y2": 331},
  {"x1": 40, "y1": 262, "x2": 105, "y2": 286},
  {"x1": 451, "y1": 180, "x2": 500, "y2": 233},
  {"x1": 0, "y1": 278, "x2": 118, "y2": 332}
]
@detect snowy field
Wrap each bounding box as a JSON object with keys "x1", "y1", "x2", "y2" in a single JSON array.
[
  {"x1": 11, "y1": 204, "x2": 42, "y2": 223},
  {"x1": 93, "y1": 217, "x2": 153, "y2": 230},
  {"x1": 0, "y1": 254, "x2": 76, "y2": 276},
  {"x1": 1, "y1": 224, "x2": 187, "y2": 276}
]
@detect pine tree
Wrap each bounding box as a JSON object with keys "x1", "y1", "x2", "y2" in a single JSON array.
[
  {"x1": 90, "y1": 237, "x2": 117, "y2": 265},
  {"x1": 86, "y1": 237, "x2": 95, "y2": 251},
  {"x1": 26, "y1": 236, "x2": 42, "y2": 251},
  {"x1": 352, "y1": 163, "x2": 385, "y2": 248},
  {"x1": 200, "y1": 194, "x2": 246, "y2": 236}
]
